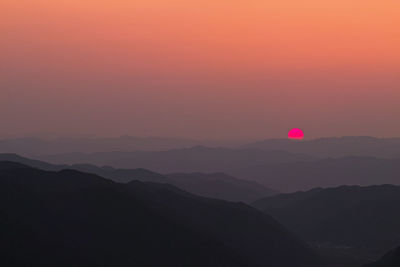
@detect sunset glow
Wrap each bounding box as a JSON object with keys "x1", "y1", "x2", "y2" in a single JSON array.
[{"x1": 1, "y1": 0, "x2": 400, "y2": 139}]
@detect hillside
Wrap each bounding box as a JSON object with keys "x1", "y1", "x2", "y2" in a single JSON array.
[
  {"x1": 0, "y1": 161, "x2": 321, "y2": 267},
  {"x1": 252, "y1": 185, "x2": 400, "y2": 261},
  {"x1": 366, "y1": 246, "x2": 400, "y2": 267},
  {"x1": 0, "y1": 153, "x2": 275, "y2": 202},
  {"x1": 166, "y1": 172, "x2": 277, "y2": 202}
]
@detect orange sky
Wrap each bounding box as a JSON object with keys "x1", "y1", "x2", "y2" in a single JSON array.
[{"x1": 1, "y1": 0, "x2": 400, "y2": 139}]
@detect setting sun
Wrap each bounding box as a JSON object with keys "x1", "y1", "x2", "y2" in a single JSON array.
[{"x1": 288, "y1": 128, "x2": 304, "y2": 140}]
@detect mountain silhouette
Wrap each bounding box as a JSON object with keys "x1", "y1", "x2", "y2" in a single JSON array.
[
  {"x1": 244, "y1": 136, "x2": 400, "y2": 158},
  {"x1": 35, "y1": 144, "x2": 400, "y2": 193},
  {"x1": 0, "y1": 153, "x2": 275, "y2": 202},
  {"x1": 71, "y1": 166, "x2": 276, "y2": 202},
  {"x1": 3, "y1": 136, "x2": 400, "y2": 159},
  {"x1": 0, "y1": 153, "x2": 64, "y2": 170},
  {"x1": 166, "y1": 172, "x2": 277, "y2": 202},
  {"x1": 38, "y1": 146, "x2": 314, "y2": 173},
  {"x1": 0, "y1": 161, "x2": 321, "y2": 267},
  {"x1": 232, "y1": 156, "x2": 400, "y2": 192},
  {"x1": 366, "y1": 246, "x2": 400, "y2": 266},
  {"x1": 252, "y1": 185, "x2": 400, "y2": 262},
  {"x1": 0, "y1": 136, "x2": 241, "y2": 155}
]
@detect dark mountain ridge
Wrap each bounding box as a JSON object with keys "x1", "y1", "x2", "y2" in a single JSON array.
[
  {"x1": 252, "y1": 185, "x2": 400, "y2": 261},
  {"x1": 166, "y1": 172, "x2": 278, "y2": 202},
  {"x1": 0, "y1": 153, "x2": 276, "y2": 202},
  {"x1": 0, "y1": 161, "x2": 321, "y2": 267},
  {"x1": 367, "y1": 246, "x2": 400, "y2": 267}
]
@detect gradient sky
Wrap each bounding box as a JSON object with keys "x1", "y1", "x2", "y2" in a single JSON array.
[{"x1": 1, "y1": 0, "x2": 400, "y2": 139}]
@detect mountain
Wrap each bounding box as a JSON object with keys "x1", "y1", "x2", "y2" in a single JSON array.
[
  {"x1": 8, "y1": 136, "x2": 400, "y2": 159},
  {"x1": 166, "y1": 172, "x2": 277, "y2": 202},
  {"x1": 0, "y1": 162, "x2": 321, "y2": 267},
  {"x1": 38, "y1": 146, "x2": 314, "y2": 173},
  {"x1": 252, "y1": 185, "x2": 400, "y2": 262},
  {"x1": 69, "y1": 165, "x2": 276, "y2": 202},
  {"x1": 0, "y1": 161, "x2": 31, "y2": 170},
  {"x1": 366, "y1": 246, "x2": 400, "y2": 267},
  {"x1": 35, "y1": 143, "x2": 400, "y2": 194},
  {"x1": 0, "y1": 153, "x2": 65, "y2": 170},
  {"x1": 0, "y1": 153, "x2": 276, "y2": 202},
  {"x1": 0, "y1": 136, "x2": 242, "y2": 156},
  {"x1": 232, "y1": 157, "x2": 400, "y2": 192},
  {"x1": 244, "y1": 136, "x2": 400, "y2": 158}
]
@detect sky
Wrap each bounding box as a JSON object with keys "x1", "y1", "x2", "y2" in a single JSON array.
[{"x1": 1, "y1": 0, "x2": 400, "y2": 140}]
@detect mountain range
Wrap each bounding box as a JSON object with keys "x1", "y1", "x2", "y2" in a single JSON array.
[
  {"x1": 0, "y1": 136, "x2": 242, "y2": 155},
  {"x1": 232, "y1": 156, "x2": 400, "y2": 192},
  {"x1": 0, "y1": 153, "x2": 276, "y2": 203},
  {"x1": 244, "y1": 136, "x2": 400, "y2": 158},
  {"x1": 252, "y1": 185, "x2": 400, "y2": 263},
  {"x1": 3, "y1": 136, "x2": 400, "y2": 159},
  {"x1": 36, "y1": 149, "x2": 400, "y2": 193},
  {"x1": 0, "y1": 161, "x2": 320, "y2": 267},
  {"x1": 37, "y1": 146, "x2": 314, "y2": 173}
]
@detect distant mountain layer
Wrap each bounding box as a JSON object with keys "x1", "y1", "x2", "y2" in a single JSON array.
[
  {"x1": 38, "y1": 146, "x2": 314, "y2": 173},
  {"x1": 244, "y1": 136, "x2": 400, "y2": 158},
  {"x1": 231, "y1": 157, "x2": 400, "y2": 192},
  {"x1": 0, "y1": 153, "x2": 276, "y2": 203},
  {"x1": 367, "y1": 246, "x2": 400, "y2": 267},
  {"x1": 252, "y1": 185, "x2": 400, "y2": 260},
  {"x1": 36, "y1": 148, "x2": 400, "y2": 193},
  {"x1": 0, "y1": 136, "x2": 241, "y2": 155},
  {"x1": 3, "y1": 136, "x2": 400, "y2": 159},
  {"x1": 0, "y1": 162, "x2": 320, "y2": 267}
]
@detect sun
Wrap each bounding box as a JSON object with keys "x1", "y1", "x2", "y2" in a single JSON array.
[{"x1": 288, "y1": 128, "x2": 304, "y2": 140}]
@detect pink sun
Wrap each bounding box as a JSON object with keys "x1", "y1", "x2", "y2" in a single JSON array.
[{"x1": 288, "y1": 128, "x2": 304, "y2": 140}]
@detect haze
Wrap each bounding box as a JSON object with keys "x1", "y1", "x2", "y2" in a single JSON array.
[{"x1": 1, "y1": 0, "x2": 400, "y2": 139}]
